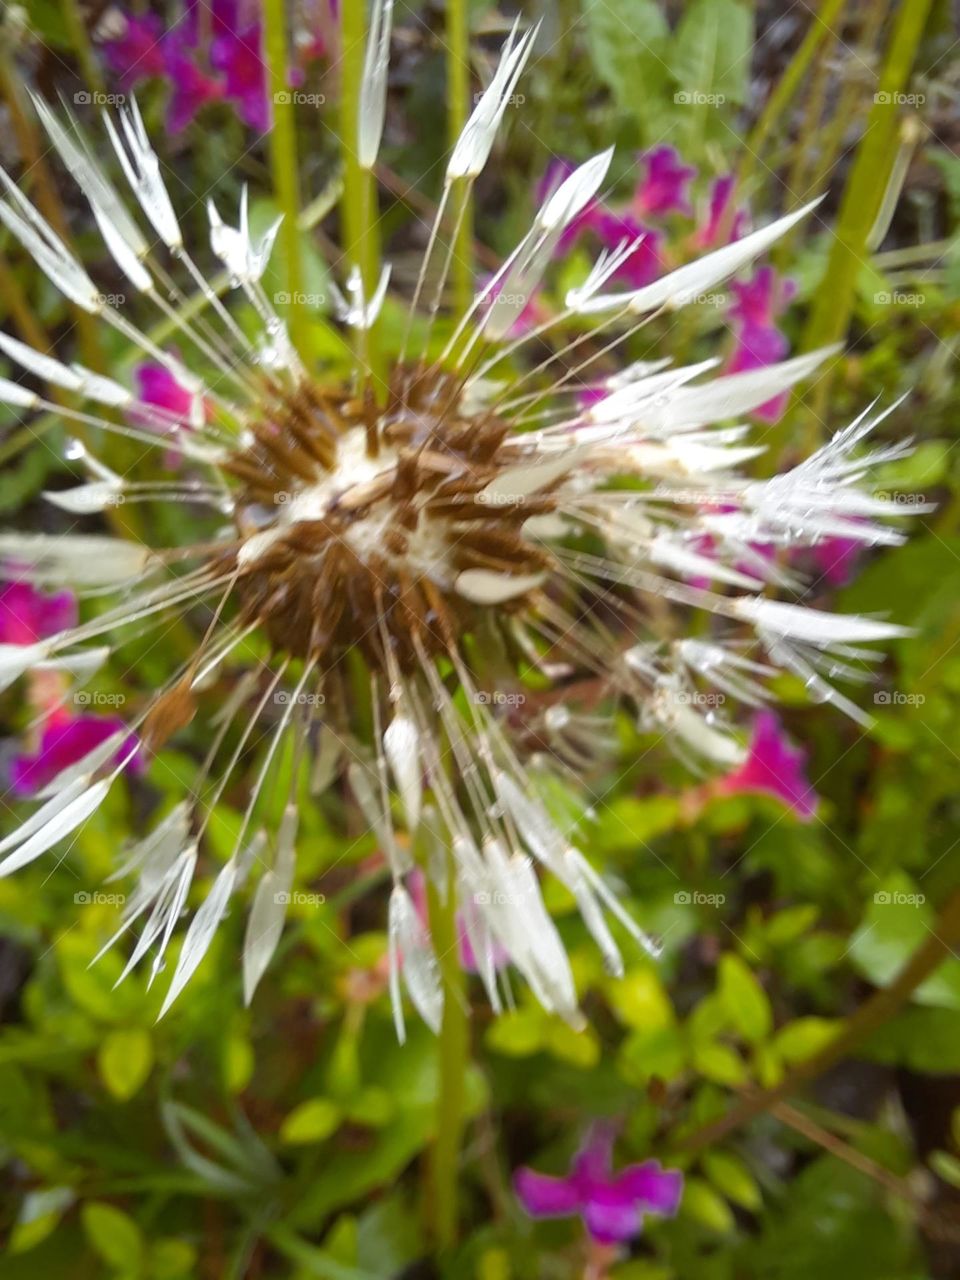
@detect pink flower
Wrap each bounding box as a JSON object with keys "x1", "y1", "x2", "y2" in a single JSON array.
[
  {"x1": 211, "y1": 20, "x2": 270, "y2": 132},
  {"x1": 10, "y1": 715, "x2": 141, "y2": 798},
  {"x1": 590, "y1": 211, "x2": 664, "y2": 287},
  {"x1": 408, "y1": 869, "x2": 507, "y2": 974},
  {"x1": 726, "y1": 267, "x2": 797, "y2": 422},
  {"x1": 633, "y1": 146, "x2": 697, "y2": 218},
  {"x1": 0, "y1": 580, "x2": 76, "y2": 646},
  {"x1": 804, "y1": 534, "x2": 862, "y2": 587},
  {"x1": 696, "y1": 174, "x2": 749, "y2": 248},
  {"x1": 719, "y1": 710, "x2": 817, "y2": 821},
  {"x1": 101, "y1": 13, "x2": 166, "y2": 89},
  {"x1": 135, "y1": 362, "x2": 195, "y2": 423},
  {"x1": 162, "y1": 29, "x2": 225, "y2": 133},
  {"x1": 515, "y1": 1127, "x2": 682, "y2": 1245}
]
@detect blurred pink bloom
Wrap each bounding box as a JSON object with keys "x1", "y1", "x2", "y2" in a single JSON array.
[
  {"x1": 805, "y1": 534, "x2": 862, "y2": 587},
  {"x1": 408, "y1": 869, "x2": 507, "y2": 974},
  {"x1": 211, "y1": 19, "x2": 270, "y2": 132},
  {"x1": 590, "y1": 211, "x2": 664, "y2": 287},
  {"x1": 101, "y1": 13, "x2": 166, "y2": 89},
  {"x1": 162, "y1": 30, "x2": 226, "y2": 133},
  {"x1": 0, "y1": 580, "x2": 76, "y2": 646},
  {"x1": 719, "y1": 710, "x2": 817, "y2": 820},
  {"x1": 726, "y1": 267, "x2": 797, "y2": 422},
  {"x1": 515, "y1": 1127, "x2": 682, "y2": 1245},
  {"x1": 632, "y1": 146, "x2": 696, "y2": 217},
  {"x1": 10, "y1": 715, "x2": 141, "y2": 797},
  {"x1": 696, "y1": 174, "x2": 750, "y2": 248}
]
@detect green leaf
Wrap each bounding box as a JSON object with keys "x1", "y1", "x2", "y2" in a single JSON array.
[
  {"x1": 606, "y1": 966, "x2": 675, "y2": 1032},
  {"x1": 280, "y1": 1097, "x2": 342, "y2": 1145},
  {"x1": 583, "y1": 0, "x2": 672, "y2": 143},
  {"x1": 690, "y1": 1039, "x2": 749, "y2": 1086},
  {"x1": 773, "y1": 1018, "x2": 841, "y2": 1064},
  {"x1": 703, "y1": 1150, "x2": 762, "y2": 1211},
  {"x1": 82, "y1": 1202, "x2": 144, "y2": 1273},
  {"x1": 98, "y1": 1029, "x2": 153, "y2": 1101},
  {"x1": 850, "y1": 874, "x2": 960, "y2": 1008},
  {"x1": 544, "y1": 1018, "x2": 601, "y2": 1069},
  {"x1": 149, "y1": 1239, "x2": 198, "y2": 1279},
  {"x1": 618, "y1": 1025, "x2": 688, "y2": 1085},
  {"x1": 9, "y1": 1187, "x2": 74, "y2": 1255},
  {"x1": 718, "y1": 953, "x2": 773, "y2": 1042},
  {"x1": 485, "y1": 1008, "x2": 545, "y2": 1057},
  {"x1": 679, "y1": 1177, "x2": 737, "y2": 1234}
]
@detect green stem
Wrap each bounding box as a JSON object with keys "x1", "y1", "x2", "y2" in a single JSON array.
[
  {"x1": 426, "y1": 861, "x2": 469, "y2": 1252},
  {"x1": 339, "y1": 2, "x2": 382, "y2": 385},
  {"x1": 447, "y1": 0, "x2": 473, "y2": 319},
  {"x1": 802, "y1": 0, "x2": 935, "y2": 417},
  {"x1": 263, "y1": 0, "x2": 309, "y2": 361},
  {"x1": 739, "y1": 0, "x2": 848, "y2": 190},
  {"x1": 60, "y1": 0, "x2": 105, "y2": 96}
]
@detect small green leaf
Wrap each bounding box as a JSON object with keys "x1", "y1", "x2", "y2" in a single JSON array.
[
  {"x1": 281, "y1": 1097, "x2": 342, "y2": 1144},
  {"x1": 485, "y1": 1008, "x2": 545, "y2": 1057},
  {"x1": 690, "y1": 1039, "x2": 748, "y2": 1086},
  {"x1": 679, "y1": 1176, "x2": 736, "y2": 1234},
  {"x1": 702, "y1": 1150, "x2": 762, "y2": 1211},
  {"x1": 774, "y1": 1017, "x2": 841, "y2": 1064},
  {"x1": 718, "y1": 953, "x2": 773, "y2": 1042},
  {"x1": 82, "y1": 1202, "x2": 144, "y2": 1273},
  {"x1": 98, "y1": 1028, "x2": 154, "y2": 1101}
]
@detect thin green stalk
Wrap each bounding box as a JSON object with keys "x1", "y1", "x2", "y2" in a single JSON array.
[
  {"x1": 60, "y1": 0, "x2": 105, "y2": 97},
  {"x1": 426, "y1": 862, "x2": 469, "y2": 1252},
  {"x1": 447, "y1": 0, "x2": 473, "y2": 319},
  {"x1": 739, "y1": 0, "x2": 848, "y2": 190},
  {"x1": 803, "y1": 0, "x2": 935, "y2": 420},
  {"x1": 339, "y1": 2, "x2": 382, "y2": 385},
  {"x1": 263, "y1": 0, "x2": 309, "y2": 361}
]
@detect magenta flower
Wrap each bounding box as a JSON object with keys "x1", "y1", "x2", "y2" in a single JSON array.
[
  {"x1": 135, "y1": 362, "x2": 195, "y2": 424},
  {"x1": 633, "y1": 146, "x2": 697, "y2": 218},
  {"x1": 162, "y1": 31, "x2": 226, "y2": 133},
  {"x1": 0, "y1": 580, "x2": 76, "y2": 646},
  {"x1": 10, "y1": 716, "x2": 141, "y2": 798},
  {"x1": 515, "y1": 1128, "x2": 683, "y2": 1244},
  {"x1": 726, "y1": 267, "x2": 797, "y2": 422},
  {"x1": 591, "y1": 211, "x2": 664, "y2": 287},
  {"x1": 805, "y1": 534, "x2": 862, "y2": 587},
  {"x1": 210, "y1": 19, "x2": 270, "y2": 132},
  {"x1": 696, "y1": 174, "x2": 750, "y2": 248},
  {"x1": 719, "y1": 710, "x2": 817, "y2": 821},
  {"x1": 408, "y1": 869, "x2": 508, "y2": 974},
  {"x1": 101, "y1": 13, "x2": 166, "y2": 89}
]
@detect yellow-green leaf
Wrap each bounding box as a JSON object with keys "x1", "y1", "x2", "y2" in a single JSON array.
[
  {"x1": 702, "y1": 1150, "x2": 762, "y2": 1211},
  {"x1": 82, "y1": 1202, "x2": 144, "y2": 1271},
  {"x1": 718, "y1": 953, "x2": 772, "y2": 1042},
  {"x1": 98, "y1": 1028, "x2": 153, "y2": 1101},
  {"x1": 280, "y1": 1097, "x2": 341, "y2": 1144}
]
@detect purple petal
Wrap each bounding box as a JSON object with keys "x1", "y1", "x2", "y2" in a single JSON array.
[
  {"x1": 514, "y1": 1167, "x2": 584, "y2": 1219},
  {"x1": 582, "y1": 1184, "x2": 643, "y2": 1244},
  {"x1": 101, "y1": 12, "x2": 166, "y2": 89},
  {"x1": 0, "y1": 581, "x2": 77, "y2": 646},
  {"x1": 10, "y1": 716, "x2": 141, "y2": 797},
  {"x1": 721, "y1": 710, "x2": 817, "y2": 820},
  {"x1": 634, "y1": 146, "x2": 697, "y2": 218},
  {"x1": 211, "y1": 24, "x2": 271, "y2": 132},
  {"x1": 697, "y1": 174, "x2": 750, "y2": 247},
  {"x1": 616, "y1": 1161, "x2": 684, "y2": 1217},
  {"x1": 162, "y1": 34, "x2": 225, "y2": 133}
]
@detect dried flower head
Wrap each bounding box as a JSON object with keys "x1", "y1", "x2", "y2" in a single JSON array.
[{"x1": 0, "y1": 26, "x2": 920, "y2": 1037}]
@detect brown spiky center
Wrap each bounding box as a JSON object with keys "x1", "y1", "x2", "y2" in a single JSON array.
[{"x1": 222, "y1": 364, "x2": 557, "y2": 671}]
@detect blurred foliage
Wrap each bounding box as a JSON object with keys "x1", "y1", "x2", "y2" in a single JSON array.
[{"x1": 2, "y1": 1, "x2": 960, "y2": 1277}]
